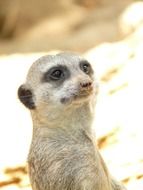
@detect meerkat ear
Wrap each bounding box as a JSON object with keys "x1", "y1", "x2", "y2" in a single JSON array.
[{"x1": 18, "y1": 84, "x2": 35, "y2": 109}]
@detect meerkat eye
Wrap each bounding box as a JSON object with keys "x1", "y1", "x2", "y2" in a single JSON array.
[
  {"x1": 50, "y1": 69, "x2": 64, "y2": 80},
  {"x1": 83, "y1": 64, "x2": 90, "y2": 73},
  {"x1": 42, "y1": 66, "x2": 70, "y2": 83},
  {"x1": 80, "y1": 60, "x2": 91, "y2": 74}
]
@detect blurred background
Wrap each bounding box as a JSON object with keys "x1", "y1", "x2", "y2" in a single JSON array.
[{"x1": 0, "y1": 0, "x2": 143, "y2": 190}]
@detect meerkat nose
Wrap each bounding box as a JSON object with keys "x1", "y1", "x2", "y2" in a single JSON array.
[{"x1": 80, "y1": 82, "x2": 92, "y2": 88}]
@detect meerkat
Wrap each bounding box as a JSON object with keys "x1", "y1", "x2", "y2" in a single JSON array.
[{"x1": 18, "y1": 52, "x2": 126, "y2": 190}]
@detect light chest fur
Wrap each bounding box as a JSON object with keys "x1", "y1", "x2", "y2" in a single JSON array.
[
  {"x1": 28, "y1": 103, "x2": 111, "y2": 190},
  {"x1": 28, "y1": 130, "x2": 111, "y2": 190}
]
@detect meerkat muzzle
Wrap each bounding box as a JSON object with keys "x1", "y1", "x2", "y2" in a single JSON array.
[{"x1": 79, "y1": 80, "x2": 93, "y2": 94}]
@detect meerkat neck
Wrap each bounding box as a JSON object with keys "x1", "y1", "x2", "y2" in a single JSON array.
[{"x1": 31, "y1": 101, "x2": 95, "y2": 137}]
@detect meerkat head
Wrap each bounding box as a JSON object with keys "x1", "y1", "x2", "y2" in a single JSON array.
[{"x1": 18, "y1": 52, "x2": 97, "y2": 122}]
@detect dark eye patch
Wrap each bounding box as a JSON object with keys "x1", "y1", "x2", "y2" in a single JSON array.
[
  {"x1": 50, "y1": 69, "x2": 64, "y2": 80},
  {"x1": 42, "y1": 65, "x2": 70, "y2": 85},
  {"x1": 79, "y1": 60, "x2": 93, "y2": 76},
  {"x1": 79, "y1": 60, "x2": 93, "y2": 74}
]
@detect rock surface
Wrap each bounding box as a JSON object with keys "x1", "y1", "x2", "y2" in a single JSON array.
[{"x1": 0, "y1": 0, "x2": 135, "y2": 54}]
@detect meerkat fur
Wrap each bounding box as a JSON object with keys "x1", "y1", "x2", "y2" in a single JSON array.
[{"x1": 18, "y1": 52, "x2": 127, "y2": 190}]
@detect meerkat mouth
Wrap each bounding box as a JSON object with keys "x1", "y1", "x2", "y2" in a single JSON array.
[
  {"x1": 61, "y1": 89, "x2": 93, "y2": 104},
  {"x1": 74, "y1": 92, "x2": 92, "y2": 101}
]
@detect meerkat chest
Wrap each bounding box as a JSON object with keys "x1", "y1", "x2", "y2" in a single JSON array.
[{"x1": 28, "y1": 136, "x2": 111, "y2": 190}]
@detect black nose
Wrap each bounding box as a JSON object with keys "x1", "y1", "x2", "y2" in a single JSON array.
[{"x1": 80, "y1": 81, "x2": 92, "y2": 88}]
